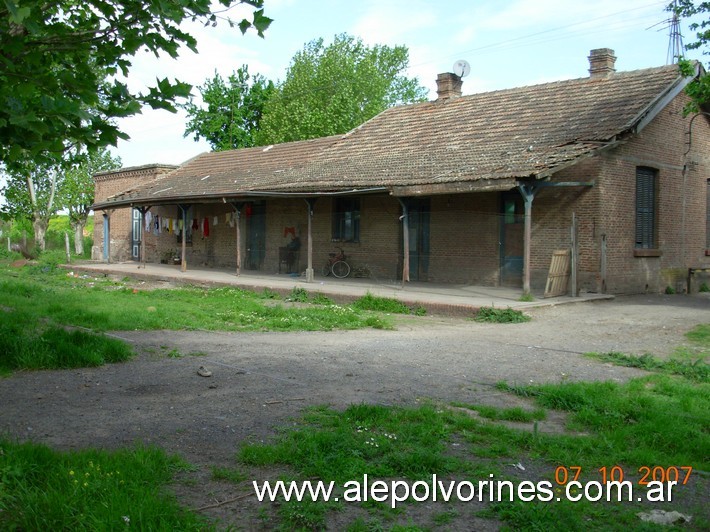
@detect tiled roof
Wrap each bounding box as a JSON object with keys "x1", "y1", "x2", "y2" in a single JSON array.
[{"x1": 95, "y1": 64, "x2": 686, "y2": 207}]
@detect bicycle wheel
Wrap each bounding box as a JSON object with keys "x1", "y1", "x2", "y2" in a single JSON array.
[
  {"x1": 331, "y1": 260, "x2": 350, "y2": 278},
  {"x1": 322, "y1": 263, "x2": 332, "y2": 276}
]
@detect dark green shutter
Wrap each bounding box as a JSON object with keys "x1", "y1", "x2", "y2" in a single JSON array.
[{"x1": 635, "y1": 167, "x2": 656, "y2": 249}]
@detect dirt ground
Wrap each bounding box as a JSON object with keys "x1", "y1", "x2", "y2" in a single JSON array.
[{"x1": 1, "y1": 293, "x2": 709, "y2": 529}]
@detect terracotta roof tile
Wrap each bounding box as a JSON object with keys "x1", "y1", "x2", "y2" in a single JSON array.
[{"x1": 95, "y1": 64, "x2": 685, "y2": 207}]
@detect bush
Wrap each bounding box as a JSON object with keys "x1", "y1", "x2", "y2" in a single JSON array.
[
  {"x1": 351, "y1": 292, "x2": 412, "y2": 314},
  {"x1": 474, "y1": 306, "x2": 530, "y2": 323}
]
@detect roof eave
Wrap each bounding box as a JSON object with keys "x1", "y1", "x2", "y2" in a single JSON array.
[
  {"x1": 629, "y1": 68, "x2": 697, "y2": 134},
  {"x1": 91, "y1": 187, "x2": 390, "y2": 210}
]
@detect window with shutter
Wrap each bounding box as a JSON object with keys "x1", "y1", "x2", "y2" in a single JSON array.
[
  {"x1": 635, "y1": 167, "x2": 657, "y2": 249},
  {"x1": 332, "y1": 197, "x2": 360, "y2": 242}
]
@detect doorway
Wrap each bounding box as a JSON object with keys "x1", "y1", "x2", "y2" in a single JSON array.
[
  {"x1": 401, "y1": 198, "x2": 430, "y2": 281},
  {"x1": 245, "y1": 202, "x2": 266, "y2": 270},
  {"x1": 131, "y1": 208, "x2": 141, "y2": 261}
]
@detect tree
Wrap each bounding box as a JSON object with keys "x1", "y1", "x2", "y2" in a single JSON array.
[
  {"x1": 1, "y1": 157, "x2": 63, "y2": 251},
  {"x1": 668, "y1": 1, "x2": 710, "y2": 112},
  {"x1": 0, "y1": 1, "x2": 272, "y2": 170},
  {"x1": 61, "y1": 149, "x2": 122, "y2": 255},
  {"x1": 257, "y1": 34, "x2": 429, "y2": 145},
  {"x1": 183, "y1": 66, "x2": 275, "y2": 150}
]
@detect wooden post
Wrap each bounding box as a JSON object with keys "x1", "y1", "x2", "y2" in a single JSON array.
[
  {"x1": 7, "y1": 237, "x2": 10, "y2": 252},
  {"x1": 140, "y1": 207, "x2": 146, "y2": 269},
  {"x1": 398, "y1": 199, "x2": 410, "y2": 285},
  {"x1": 600, "y1": 234, "x2": 607, "y2": 294},
  {"x1": 231, "y1": 202, "x2": 242, "y2": 276},
  {"x1": 104, "y1": 210, "x2": 112, "y2": 264},
  {"x1": 570, "y1": 212, "x2": 578, "y2": 297},
  {"x1": 517, "y1": 183, "x2": 537, "y2": 296},
  {"x1": 305, "y1": 199, "x2": 316, "y2": 282},
  {"x1": 179, "y1": 205, "x2": 187, "y2": 272}
]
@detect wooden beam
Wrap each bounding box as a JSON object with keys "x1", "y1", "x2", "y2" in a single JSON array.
[
  {"x1": 178, "y1": 204, "x2": 188, "y2": 272},
  {"x1": 231, "y1": 202, "x2": 242, "y2": 276},
  {"x1": 532, "y1": 181, "x2": 595, "y2": 188},
  {"x1": 398, "y1": 199, "x2": 410, "y2": 285},
  {"x1": 304, "y1": 199, "x2": 316, "y2": 282},
  {"x1": 392, "y1": 178, "x2": 517, "y2": 197},
  {"x1": 517, "y1": 184, "x2": 536, "y2": 295}
]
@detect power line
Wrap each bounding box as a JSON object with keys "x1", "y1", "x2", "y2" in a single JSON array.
[{"x1": 410, "y1": 0, "x2": 669, "y2": 69}]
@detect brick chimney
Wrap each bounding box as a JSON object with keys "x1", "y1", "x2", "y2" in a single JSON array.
[
  {"x1": 436, "y1": 72, "x2": 463, "y2": 100},
  {"x1": 588, "y1": 48, "x2": 616, "y2": 79}
]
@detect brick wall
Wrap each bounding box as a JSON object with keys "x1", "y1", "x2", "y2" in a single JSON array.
[
  {"x1": 92, "y1": 165, "x2": 177, "y2": 262},
  {"x1": 523, "y1": 91, "x2": 710, "y2": 294},
  {"x1": 94, "y1": 93, "x2": 710, "y2": 294}
]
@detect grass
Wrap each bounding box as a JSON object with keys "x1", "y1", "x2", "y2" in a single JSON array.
[
  {"x1": 0, "y1": 440, "x2": 207, "y2": 530},
  {"x1": 0, "y1": 317, "x2": 134, "y2": 374},
  {"x1": 238, "y1": 359, "x2": 709, "y2": 530},
  {"x1": 0, "y1": 257, "x2": 395, "y2": 372},
  {"x1": 351, "y1": 292, "x2": 421, "y2": 315},
  {"x1": 584, "y1": 324, "x2": 710, "y2": 382},
  {"x1": 474, "y1": 306, "x2": 530, "y2": 323},
  {"x1": 451, "y1": 403, "x2": 546, "y2": 423}
]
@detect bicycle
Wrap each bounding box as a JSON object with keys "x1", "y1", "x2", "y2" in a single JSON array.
[{"x1": 322, "y1": 247, "x2": 351, "y2": 278}]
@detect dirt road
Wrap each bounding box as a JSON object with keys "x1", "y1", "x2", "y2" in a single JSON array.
[{"x1": 1, "y1": 293, "x2": 708, "y2": 528}]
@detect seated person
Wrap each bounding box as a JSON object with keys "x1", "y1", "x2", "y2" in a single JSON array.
[{"x1": 285, "y1": 235, "x2": 301, "y2": 272}]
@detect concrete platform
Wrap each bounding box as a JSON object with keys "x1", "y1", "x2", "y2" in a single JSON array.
[{"x1": 64, "y1": 261, "x2": 613, "y2": 317}]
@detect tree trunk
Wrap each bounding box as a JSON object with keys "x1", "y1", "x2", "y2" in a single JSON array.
[
  {"x1": 33, "y1": 218, "x2": 48, "y2": 252},
  {"x1": 73, "y1": 221, "x2": 85, "y2": 255}
]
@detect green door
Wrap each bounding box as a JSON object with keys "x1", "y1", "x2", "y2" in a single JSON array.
[
  {"x1": 246, "y1": 202, "x2": 266, "y2": 270},
  {"x1": 500, "y1": 192, "x2": 524, "y2": 286}
]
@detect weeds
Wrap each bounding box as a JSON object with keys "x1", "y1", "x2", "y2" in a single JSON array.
[
  {"x1": 0, "y1": 260, "x2": 395, "y2": 372},
  {"x1": 0, "y1": 440, "x2": 206, "y2": 530},
  {"x1": 0, "y1": 316, "x2": 133, "y2": 373},
  {"x1": 239, "y1": 346, "x2": 709, "y2": 529},
  {"x1": 474, "y1": 307, "x2": 530, "y2": 323},
  {"x1": 288, "y1": 286, "x2": 309, "y2": 303},
  {"x1": 351, "y1": 292, "x2": 413, "y2": 314},
  {"x1": 585, "y1": 351, "x2": 709, "y2": 382}
]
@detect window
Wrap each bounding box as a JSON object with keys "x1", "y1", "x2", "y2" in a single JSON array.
[
  {"x1": 332, "y1": 197, "x2": 360, "y2": 242},
  {"x1": 635, "y1": 167, "x2": 657, "y2": 249}
]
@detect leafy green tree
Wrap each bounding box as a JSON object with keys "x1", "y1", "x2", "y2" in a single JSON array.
[
  {"x1": 257, "y1": 33, "x2": 429, "y2": 144},
  {"x1": 0, "y1": 1, "x2": 272, "y2": 169},
  {"x1": 1, "y1": 157, "x2": 64, "y2": 251},
  {"x1": 61, "y1": 149, "x2": 122, "y2": 255},
  {"x1": 669, "y1": 1, "x2": 710, "y2": 112},
  {"x1": 183, "y1": 66, "x2": 275, "y2": 150}
]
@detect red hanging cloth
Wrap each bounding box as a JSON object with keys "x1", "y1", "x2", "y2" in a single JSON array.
[{"x1": 203, "y1": 217, "x2": 209, "y2": 237}]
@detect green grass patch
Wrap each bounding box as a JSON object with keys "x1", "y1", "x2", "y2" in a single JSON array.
[
  {"x1": 351, "y1": 292, "x2": 415, "y2": 314},
  {"x1": 240, "y1": 366, "x2": 708, "y2": 529},
  {"x1": 210, "y1": 465, "x2": 248, "y2": 483},
  {"x1": 452, "y1": 403, "x2": 546, "y2": 423},
  {"x1": 497, "y1": 375, "x2": 709, "y2": 468},
  {"x1": 0, "y1": 258, "x2": 396, "y2": 371},
  {"x1": 585, "y1": 351, "x2": 709, "y2": 382},
  {"x1": 474, "y1": 306, "x2": 530, "y2": 323},
  {"x1": 0, "y1": 314, "x2": 133, "y2": 374},
  {"x1": 0, "y1": 440, "x2": 207, "y2": 530}
]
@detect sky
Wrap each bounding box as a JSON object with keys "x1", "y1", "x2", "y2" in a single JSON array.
[{"x1": 110, "y1": 0, "x2": 704, "y2": 168}]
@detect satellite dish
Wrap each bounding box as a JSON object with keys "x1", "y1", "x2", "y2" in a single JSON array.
[{"x1": 453, "y1": 59, "x2": 471, "y2": 78}]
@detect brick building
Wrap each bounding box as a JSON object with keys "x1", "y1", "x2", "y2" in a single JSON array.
[
  {"x1": 93, "y1": 49, "x2": 710, "y2": 295},
  {"x1": 92, "y1": 164, "x2": 177, "y2": 262}
]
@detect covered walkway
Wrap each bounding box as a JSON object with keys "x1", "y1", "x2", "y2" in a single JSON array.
[{"x1": 66, "y1": 261, "x2": 612, "y2": 316}]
